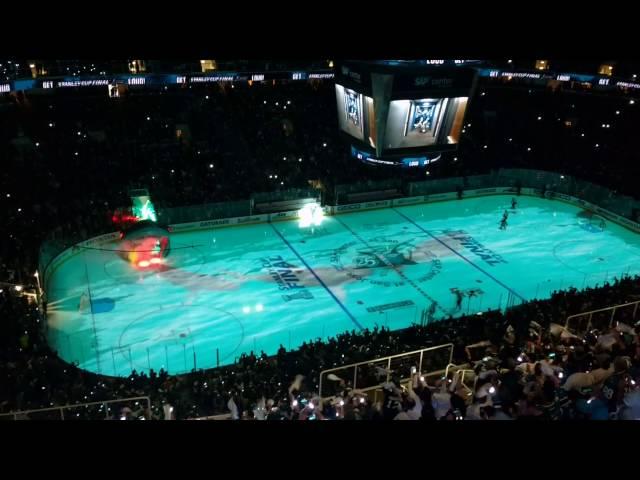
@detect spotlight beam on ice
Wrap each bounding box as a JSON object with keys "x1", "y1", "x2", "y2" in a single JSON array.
[{"x1": 298, "y1": 203, "x2": 324, "y2": 228}]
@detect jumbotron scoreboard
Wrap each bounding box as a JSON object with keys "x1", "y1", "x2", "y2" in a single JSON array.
[{"x1": 334, "y1": 60, "x2": 478, "y2": 166}]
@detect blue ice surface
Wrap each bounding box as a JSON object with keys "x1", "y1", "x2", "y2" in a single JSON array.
[{"x1": 45, "y1": 195, "x2": 640, "y2": 376}]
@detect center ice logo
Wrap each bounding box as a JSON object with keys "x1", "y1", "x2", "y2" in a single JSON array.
[{"x1": 325, "y1": 235, "x2": 442, "y2": 287}]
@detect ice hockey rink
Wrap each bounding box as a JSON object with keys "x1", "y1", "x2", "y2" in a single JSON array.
[{"x1": 45, "y1": 195, "x2": 640, "y2": 376}]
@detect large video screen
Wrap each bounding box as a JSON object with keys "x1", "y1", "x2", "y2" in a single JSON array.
[
  {"x1": 383, "y1": 97, "x2": 468, "y2": 149},
  {"x1": 335, "y1": 84, "x2": 377, "y2": 148}
]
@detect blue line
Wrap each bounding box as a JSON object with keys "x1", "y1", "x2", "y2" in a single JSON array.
[
  {"x1": 269, "y1": 222, "x2": 363, "y2": 330},
  {"x1": 392, "y1": 208, "x2": 526, "y2": 302}
]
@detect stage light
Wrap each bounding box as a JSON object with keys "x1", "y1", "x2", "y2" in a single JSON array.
[
  {"x1": 298, "y1": 203, "x2": 324, "y2": 228},
  {"x1": 138, "y1": 260, "x2": 150, "y2": 268},
  {"x1": 255, "y1": 303, "x2": 264, "y2": 312},
  {"x1": 242, "y1": 306, "x2": 251, "y2": 314},
  {"x1": 630, "y1": 100, "x2": 635, "y2": 105}
]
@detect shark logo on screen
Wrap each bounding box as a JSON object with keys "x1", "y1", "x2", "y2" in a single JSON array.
[{"x1": 322, "y1": 234, "x2": 442, "y2": 288}]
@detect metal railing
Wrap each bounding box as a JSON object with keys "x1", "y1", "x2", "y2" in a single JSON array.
[
  {"x1": 319, "y1": 343, "x2": 453, "y2": 399},
  {"x1": 0, "y1": 396, "x2": 151, "y2": 420},
  {"x1": 188, "y1": 413, "x2": 233, "y2": 420},
  {"x1": 565, "y1": 299, "x2": 640, "y2": 337}
]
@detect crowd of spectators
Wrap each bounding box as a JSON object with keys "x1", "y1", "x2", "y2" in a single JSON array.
[
  {"x1": 2, "y1": 273, "x2": 639, "y2": 420},
  {"x1": 2, "y1": 63, "x2": 640, "y2": 420}
]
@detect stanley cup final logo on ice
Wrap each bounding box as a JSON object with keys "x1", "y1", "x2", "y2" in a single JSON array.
[
  {"x1": 324, "y1": 234, "x2": 442, "y2": 287},
  {"x1": 260, "y1": 255, "x2": 315, "y2": 301}
]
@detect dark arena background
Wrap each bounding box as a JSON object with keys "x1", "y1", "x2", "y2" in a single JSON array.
[{"x1": 1, "y1": 58, "x2": 640, "y2": 421}]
